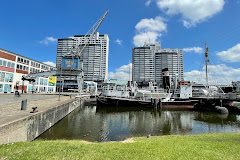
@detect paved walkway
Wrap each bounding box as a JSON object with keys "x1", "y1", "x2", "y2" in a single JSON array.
[{"x1": 0, "y1": 93, "x2": 79, "y2": 126}]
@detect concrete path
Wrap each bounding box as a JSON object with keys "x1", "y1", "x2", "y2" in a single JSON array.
[{"x1": 0, "y1": 93, "x2": 77, "y2": 126}]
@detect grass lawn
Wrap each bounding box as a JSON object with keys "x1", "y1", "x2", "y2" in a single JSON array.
[{"x1": 0, "y1": 133, "x2": 239, "y2": 160}]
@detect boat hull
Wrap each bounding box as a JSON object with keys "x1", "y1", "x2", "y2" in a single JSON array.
[{"x1": 97, "y1": 96, "x2": 195, "y2": 109}]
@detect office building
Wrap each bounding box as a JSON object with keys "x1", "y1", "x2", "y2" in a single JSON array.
[
  {"x1": 0, "y1": 48, "x2": 56, "y2": 93},
  {"x1": 56, "y1": 33, "x2": 109, "y2": 82},
  {"x1": 132, "y1": 43, "x2": 184, "y2": 86}
]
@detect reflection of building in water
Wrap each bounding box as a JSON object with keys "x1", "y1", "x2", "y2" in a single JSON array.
[
  {"x1": 163, "y1": 111, "x2": 194, "y2": 134},
  {"x1": 96, "y1": 109, "x2": 194, "y2": 137},
  {"x1": 39, "y1": 106, "x2": 240, "y2": 142},
  {"x1": 180, "y1": 114, "x2": 194, "y2": 131}
]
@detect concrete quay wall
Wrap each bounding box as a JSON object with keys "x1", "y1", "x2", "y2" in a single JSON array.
[{"x1": 0, "y1": 96, "x2": 87, "y2": 144}]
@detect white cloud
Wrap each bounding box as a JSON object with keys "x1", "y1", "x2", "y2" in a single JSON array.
[
  {"x1": 133, "y1": 16, "x2": 167, "y2": 46},
  {"x1": 217, "y1": 43, "x2": 240, "y2": 62},
  {"x1": 115, "y1": 39, "x2": 122, "y2": 45},
  {"x1": 40, "y1": 37, "x2": 57, "y2": 45},
  {"x1": 133, "y1": 32, "x2": 160, "y2": 47},
  {"x1": 116, "y1": 63, "x2": 132, "y2": 72},
  {"x1": 145, "y1": 0, "x2": 152, "y2": 6},
  {"x1": 156, "y1": 0, "x2": 225, "y2": 27},
  {"x1": 183, "y1": 47, "x2": 203, "y2": 54},
  {"x1": 108, "y1": 63, "x2": 132, "y2": 80},
  {"x1": 184, "y1": 64, "x2": 240, "y2": 85},
  {"x1": 135, "y1": 16, "x2": 167, "y2": 33},
  {"x1": 43, "y1": 61, "x2": 56, "y2": 67},
  {"x1": 108, "y1": 71, "x2": 131, "y2": 81}
]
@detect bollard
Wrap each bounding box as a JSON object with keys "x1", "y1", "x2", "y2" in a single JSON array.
[
  {"x1": 21, "y1": 99, "x2": 27, "y2": 110},
  {"x1": 158, "y1": 99, "x2": 162, "y2": 109},
  {"x1": 70, "y1": 95, "x2": 72, "y2": 99}
]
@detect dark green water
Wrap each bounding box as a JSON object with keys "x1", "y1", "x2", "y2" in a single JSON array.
[{"x1": 37, "y1": 103, "x2": 240, "y2": 142}]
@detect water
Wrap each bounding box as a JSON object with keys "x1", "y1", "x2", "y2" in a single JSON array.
[{"x1": 37, "y1": 104, "x2": 240, "y2": 142}]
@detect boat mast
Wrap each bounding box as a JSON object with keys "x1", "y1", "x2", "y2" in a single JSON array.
[
  {"x1": 129, "y1": 59, "x2": 131, "y2": 87},
  {"x1": 205, "y1": 41, "x2": 209, "y2": 87}
]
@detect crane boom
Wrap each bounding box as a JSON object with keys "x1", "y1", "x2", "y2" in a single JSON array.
[
  {"x1": 59, "y1": 10, "x2": 108, "y2": 95},
  {"x1": 70, "y1": 10, "x2": 109, "y2": 58}
]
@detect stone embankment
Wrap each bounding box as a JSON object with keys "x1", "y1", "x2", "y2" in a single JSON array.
[{"x1": 0, "y1": 93, "x2": 89, "y2": 144}]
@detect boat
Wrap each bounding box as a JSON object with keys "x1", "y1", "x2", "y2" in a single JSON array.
[{"x1": 97, "y1": 69, "x2": 196, "y2": 109}]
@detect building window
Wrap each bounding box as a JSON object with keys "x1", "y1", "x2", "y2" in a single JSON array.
[
  {"x1": 0, "y1": 72, "x2": 5, "y2": 82},
  {"x1": 7, "y1": 62, "x2": 11, "y2": 68},
  {"x1": 0, "y1": 59, "x2": 2, "y2": 66},
  {"x1": 4, "y1": 84, "x2": 12, "y2": 92},
  {"x1": 5, "y1": 73, "x2": 13, "y2": 82},
  {"x1": 48, "y1": 87, "x2": 53, "y2": 92},
  {"x1": 34, "y1": 78, "x2": 39, "y2": 85},
  {"x1": 18, "y1": 57, "x2": 21, "y2": 62},
  {"x1": 11, "y1": 63, "x2": 15, "y2": 68},
  {"x1": 28, "y1": 86, "x2": 33, "y2": 92},
  {"x1": 3, "y1": 61, "x2": 6, "y2": 67},
  {"x1": 43, "y1": 79, "x2": 48, "y2": 85},
  {"x1": 0, "y1": 84, "x2": 3, "y2": 92},
  {"x1": 40, "y1": 79, "x2": 44, "y2": 85}
]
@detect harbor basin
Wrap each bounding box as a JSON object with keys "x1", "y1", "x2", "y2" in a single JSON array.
[{"x1": 37, "y1": 103, "x2": 240, "y2": 142}]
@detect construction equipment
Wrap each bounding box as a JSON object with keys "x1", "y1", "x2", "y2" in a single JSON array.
[
  {"x1": 60, "y1": 10, "x2": 109, "y2": 94},
  {"x1": 64, "y1": 10, "x2": 109, "y2": 60},
  {"x1": 26, "y1": 10, "x2": 109, "y2": 95}
]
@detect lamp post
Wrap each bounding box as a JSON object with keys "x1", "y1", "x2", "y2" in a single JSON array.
[{"x1": 58, "y1": 62, "x2": 63, "y2": 101}]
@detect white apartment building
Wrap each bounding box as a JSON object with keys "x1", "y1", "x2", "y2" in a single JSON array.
[
  {"x1": 132, "y1": 43, "x2": 184, "y2": 86},
  {"x1": 56, "y1": 33, "x2": 109, "y2": 81},
  {"x1": 0, "y1": 48, "x2": 56, "y2": 93}
]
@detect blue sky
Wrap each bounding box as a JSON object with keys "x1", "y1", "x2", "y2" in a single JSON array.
[{"x1": 0, "y1": 0, "x2": 240, "y2": 84}]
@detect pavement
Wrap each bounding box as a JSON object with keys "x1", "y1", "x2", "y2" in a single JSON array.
[{"x1": 0, "y1": 93, "x2": 79, "y2": 126}]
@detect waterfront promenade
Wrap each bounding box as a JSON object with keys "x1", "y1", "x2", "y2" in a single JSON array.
[
  {"x1": 0, "y1": 93, "x2": 88, "y2": 144},
  {"x1": 0, "y1": 93, "x2": 77, "y2": 126}
]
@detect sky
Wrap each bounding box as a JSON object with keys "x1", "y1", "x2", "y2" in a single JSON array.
[{"x1": 0, "y1": 0, "x2": 240, "y2": 85}]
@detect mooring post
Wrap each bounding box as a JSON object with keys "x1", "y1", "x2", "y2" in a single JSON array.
[
  {"x1": 158, "y1": 98, "x2": 162, "y2": 109},
  {"x1": 21, "y1": 99, "x2": 27, "y2": 110}
]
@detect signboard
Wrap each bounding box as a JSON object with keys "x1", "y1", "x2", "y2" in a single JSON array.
[
  {"x1": 49, "y1": 76, "x2": 56, "y2": 86},
  {"x1": 62, "y1": 58, "x2": 79, "y2": 69}
]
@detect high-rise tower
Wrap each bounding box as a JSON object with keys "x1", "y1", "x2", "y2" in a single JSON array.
[
  {"x1": 56, "y1": 33, "x2": 109, "y2": 81},
  {"x1": 132, "y1": 43, "x2": 183, "y2": 86}
]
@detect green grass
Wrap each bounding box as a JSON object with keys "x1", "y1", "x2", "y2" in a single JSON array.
[{"x1": 1, "y1": 133, "x2": 240, "y2": 160}]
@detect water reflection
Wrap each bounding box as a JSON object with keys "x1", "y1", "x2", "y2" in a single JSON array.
[{"x1": 37, "y1": 105, "x2": 240, "y2": 142}]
